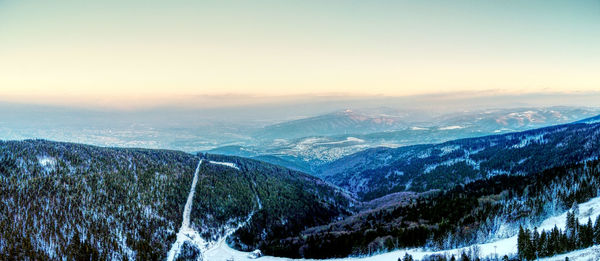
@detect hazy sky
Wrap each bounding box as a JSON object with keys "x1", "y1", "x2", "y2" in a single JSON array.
[{"x1": 1, "y1": 0, "x2": 599, "y2": 108}]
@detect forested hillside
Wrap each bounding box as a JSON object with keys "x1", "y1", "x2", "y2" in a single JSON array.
[
  {"x1": 0, "y1": 140, "x2": 198, "y2": 260},
  {"x1": 319, "y1": 121, "x2": 600, "y2": 200},
  {"x1": 2, "y1": 118, "x2": 599, "y2": 260},
  {"x1": 189, "y1": 154, "x2": 354, "y2": 258},
  {"x1": 283, "y1": 159, "x2": 600, "y2": 259},
  {"x1": 0, "y1": 141, "x2": 354, "y2": 260}
]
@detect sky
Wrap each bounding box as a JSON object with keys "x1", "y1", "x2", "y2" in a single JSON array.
[{"x1": 0, "y1": 0, "x2": 599, "y2": 108}]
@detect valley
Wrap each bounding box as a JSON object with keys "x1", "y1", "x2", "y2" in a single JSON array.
[
  {"x1": 208, "y1": 107, "x2": 600, "y2": 173},
  {"x1": 4, "y1": 1, "x2": 599, "y2": 259},
  {"x1": 1, "y1": 112, "x2": 600, "y2": 260},
  {"x1": 206, "y1": 194, "x2": 600, "y2": 261}
]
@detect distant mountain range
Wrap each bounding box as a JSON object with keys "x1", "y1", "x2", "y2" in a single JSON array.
[
  {"x1": 317, "y1": 117, "x2": 600, "y2": 200},
  {"x1": 255, "y1": 108, "x2": 418, "y2": 139},
  {"x1": 209, "y1": 106, "x2": 600, "y2": 172},
  {"x1": 257, "y1": 106, "x2": 600, "y2": 139}
]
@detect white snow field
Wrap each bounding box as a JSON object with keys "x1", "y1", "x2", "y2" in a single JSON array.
[
  {"x1": 205, "y1": 196, "x2": 600, "y2": 261},
  {"x1": 539, "y1": 245, "x2": 600, "y2": 261}
]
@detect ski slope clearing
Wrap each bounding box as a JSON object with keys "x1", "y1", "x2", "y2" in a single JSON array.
[
  {"x1": 166, "y1": 159, "x2": 206, "y2": 261},
  {"x1": 167, "y1": 159, "x2": 262, "y2": 260},
  {"x1": 209, "y1": 160, "x2": 240, "y2": 170},
  {"x1": 206, "y1": 196, "x2": 600, "y2": 261}
]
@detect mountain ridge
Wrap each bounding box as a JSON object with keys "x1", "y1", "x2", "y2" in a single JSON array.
[{"x1": 317, "y1": 116, "x2": 600, "y2": 200}]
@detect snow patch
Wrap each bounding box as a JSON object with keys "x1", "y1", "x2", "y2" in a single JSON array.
[
  {"x1": 209, "y1": 160, "x2": 240, "y2": 170},
  {"x1": 423, "y1": 156, "x2": 479, "y2": 174},
  {"x1": 439, "y1": 125, "x2": 464, "y2": 130},
  {"x1": 37, "y1": 155, "x2": 57, "y2": 172},
  {"x1": 315, "y1": 137, "x2": 365, "y2": 146},
  {"x1": 417, "y1": 150, "x2": 432, "y2": 159},
  {"x1": 512, "y1": 133, "x2": 548, "y2": 149},
  {"x1": 385, "y1": 170, "x2": 404, "y2": 179},
  {"x1": 439, "y1": 145, "x2": 460, "y2": 156}
]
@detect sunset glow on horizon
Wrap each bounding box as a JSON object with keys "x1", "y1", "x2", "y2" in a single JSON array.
[{"x1": 1, "y1": 0, "x2": 599, "y2": 107}]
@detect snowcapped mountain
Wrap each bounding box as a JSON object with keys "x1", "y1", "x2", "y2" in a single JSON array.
[
  {"x1": 430, "y1": 107, "x2": 598, "y2": 131},
  {"x1": 209, "y1": 107, "x2": 600, "y2": 172},
  {"x1": 256, "y1": 108, "x2": 416, "y2": 139}
]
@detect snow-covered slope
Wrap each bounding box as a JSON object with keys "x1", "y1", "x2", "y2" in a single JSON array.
[
  {"x1": 206, "y1": 196, "x2": 600, "y2": 261},
  {"x1": 166, "y1": 160, "x2": 206, "y2": 261},
  {"x1": 539, "y1": 245, "x2": 600, "y2": 261},
  {"x1": 208, "y1": 160, "x2": 240, "y2": 170}
]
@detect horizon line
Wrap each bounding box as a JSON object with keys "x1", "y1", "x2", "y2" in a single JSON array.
[{"x1": 2, "y1": 89, "x2": 600, "y2": 111}]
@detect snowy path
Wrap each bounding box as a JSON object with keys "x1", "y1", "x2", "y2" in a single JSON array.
[
  {"x1": 166, "y1": 159, "x2": 207, "y2": 261},
  {"x1": 205, "y1": 196, "x2": 600, "y2": 261},
  {"x1": 166, "y1": 159, "x2": 259, "y2": 261}
]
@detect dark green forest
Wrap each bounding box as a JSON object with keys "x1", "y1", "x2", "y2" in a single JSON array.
[
  {"x1": 275, "y1": 159, "x2": 600, "y2": 258},
  {"x1": 0, "y1": 141, "x2": 353, "y2": 260},
  {"x1": 0, "y1": 140, "x2": 197, "y2": 260},
  {"x1": 517, "y1": 210, "x2": 600, "y2": 260},
  {"x1": 320, "y1": 122, "x2": 600, "y2": 200},
  {"x1": 1, "y1": 120, "x2": 599, "y2": 260}
]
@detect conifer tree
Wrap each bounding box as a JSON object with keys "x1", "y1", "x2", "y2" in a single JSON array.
[
  {"x1": 532, "y1": 227, "x2": 540, "y2": 258},
  {"x1": 539, "y1": 230, "x2": 548, "y2": 257},
  {"x1": 460, "y1": 252, "x2": 470, "y2": 261},
  {"x1": 402, "y1": 253, "x2": 414, "y2": 261},
  {"x1": 517, "y1": 226, "x2": 527, "y2": 260},
  {"x1": 582, "y1": 217, "x2": 593, "y2": 247},
  {"x1": 594, "y1": 215, "x2": 600, "y2": 243}
]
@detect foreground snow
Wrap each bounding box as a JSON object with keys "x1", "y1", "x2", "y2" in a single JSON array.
[
  {"x1": 539, "y1": 245, "x2": 600, "y2": 261},
  {"x1": 206, "y1": 196, "x2": 600, "y2": 261}
]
